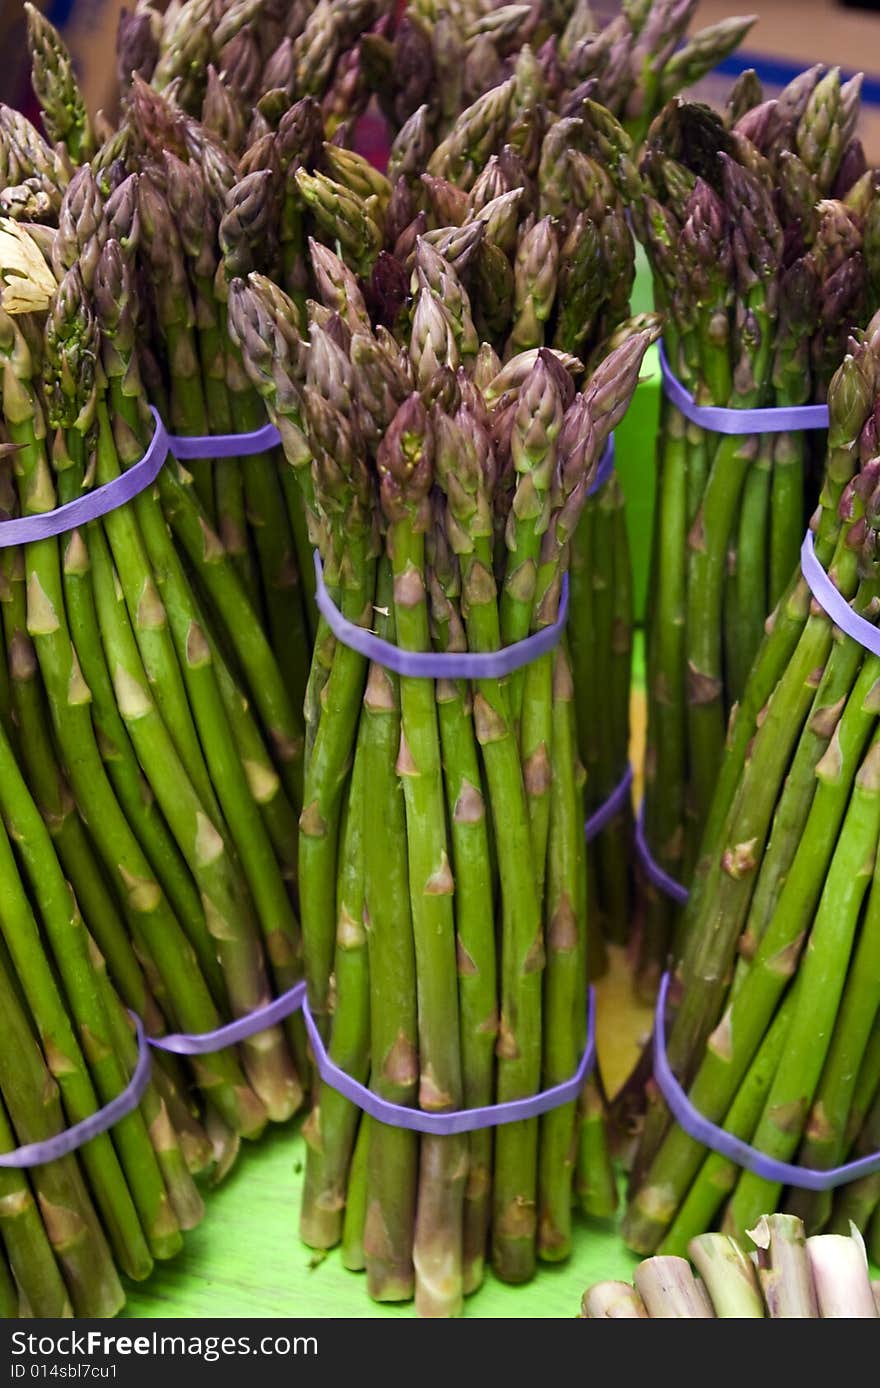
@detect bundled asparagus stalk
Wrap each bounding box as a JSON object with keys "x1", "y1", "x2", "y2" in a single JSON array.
[
  {"x1": 623, "y1": 318, "x2": 880, "y2": 1255},
  {"x1": 637, "y1": 77, "x2": 880, "y2": 996},
  {"x1": 230, "y1": 221, "x2": 657, "y2": 1312},
  {"x1": 583, "y1": 1216, "x2": 877, "y2": 1317},
  {"x1": 0, "y1": 247, "x2": 272, "y2": 1314},
  {"x1": 417, "y1": 92, "x2": 647, "y2": 953},
  {"x1": 0, "y1": 79, "x2": 316, "y2": 1274},
  {"x1": 392, "y1": 64, "x2": 656, "y2": 951},
  {"x1": 362, "y1": 0, "x2": 755, "y2": 147},
  {"x1": 21, "y1": 5, "x2": 320, "y2": 759}
]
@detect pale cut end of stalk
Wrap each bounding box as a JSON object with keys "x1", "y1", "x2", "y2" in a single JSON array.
[
  {"x1": 688, "y1": 1233, "x2": 765, "y2": 1317},
  {"x1": 748, "y1": 1215, "x2": 819, "y2": 1318},
  {"x1": 633, "y1": 1256, "x2": 714, "y2": 1317},
  {"x1": 806, "y1": 1229, "x2": 879, "y2": 1317},
  {"x1": 582, "y1": 1281, "x2": 649, "y2": 1317}
]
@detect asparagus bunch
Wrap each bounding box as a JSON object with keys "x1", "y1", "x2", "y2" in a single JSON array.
[
  {"x1": 361, "y1": 0, "x2": 756, "y2": 146},
  {"x1": 395, "y1": 73, "x2": 655, "y2": 952},
  {"x1": 637, "y1": 77, "x2": 880, "y2": 996},
  {"x1": 23, "y1": 12, "x2": 326, "y2": 741},
  {"x1": 0, "y1": 145, "x2": 312, "y2": 1244},
  {"x1": 0, "y1": 824, "x2": 203, "y2": 1319},
  {"x1": 0, "y1": 276, "x2": 232, "y2": 1313},
  {"x1": 195, "y1": 73, "x2": 652, "y2": 949},
  {"x1": 582, "y1": 1216, "x2": 877, "y2": 1317},
  {"x1": 556, "y1": 0, "x2": 757, "y2": 146},
  {"x1": 623, "y1": 318, "x2": 880, "y2": 1257},
  {"x1": 0, "y1": 377, "x2": 212, "y2": 1313},
  {"x1": 230, "y1": 227, "x2": 658, "y2": 1314},
  {"x1": 112, "y1": 0, "x2": 392, "y2": 151}
]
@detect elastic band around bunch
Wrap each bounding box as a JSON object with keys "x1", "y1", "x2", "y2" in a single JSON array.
[
  {"x1": 653, "y1": 973, "x2": 880, "y2": 1190},
  {"x1": 0, "y1": 967, "x2": 591, "y2": 1161},
  {"x1": 0, "y1": 414, "x2": 288, "y2": 550},
  {"x1": 149, "y1": 981, "x2": 307, "y2": 1056},
  {"x1": 1, "y1": 984, "x2": 307, "y2": 1166},
  {"x1": 301, "y1": 987, "x2": 596, "y2": 1135},
  {"x1": 314, "y1": 555, "x2": 570, "y2": 679},
  {"x1": 801, "y1": 530, "x2": 880, "y2": 657},
  {"x1": 0, "y1": 408, "x2": 171, "y2": 549},
  {"x1": 167, "y1": 421, "x2": 281, "y2": 460},
  {"x1": 585, "y1": 764, "x2": 633, "y2": 843},
  {"x1": 0, "y1": 1014, "x2": 152, "y2": 1168},
  {"x1": 634, "y1": 803, "x2": 690, "y2": 906},
  {"x1": 658, "y1": 341, "x2": 830, "y2": 436},
  {"x1": 588, "y1": 434, "x2": 615, "y2": 496}
]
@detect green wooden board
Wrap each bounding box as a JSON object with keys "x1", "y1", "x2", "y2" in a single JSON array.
[{"x1": 120, "y1": 1125, "x2": 639, "y2": 1318}]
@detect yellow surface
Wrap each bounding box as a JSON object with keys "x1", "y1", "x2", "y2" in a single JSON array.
[{"x1": 594, "y1": 683, "x2": 652, "y2": 1098}]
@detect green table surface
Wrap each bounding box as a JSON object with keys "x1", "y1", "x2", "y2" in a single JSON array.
[{"x1": 120, "y1": 1125, "x2": 639, "y2": 1319}]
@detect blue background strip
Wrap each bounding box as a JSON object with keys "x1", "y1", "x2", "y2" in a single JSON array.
[{"x1": 716, "y1": 48, "x2": 880, "y2": 107}]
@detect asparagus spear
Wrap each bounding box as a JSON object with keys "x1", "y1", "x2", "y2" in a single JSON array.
[
  {"x1": 379, "y1": 393, "x2": 466, "y2": 1318},
  {"x1": 300, "y1": 718, "x2": 370, "y2": 1248},
  {"x1": 24, "y1": 4, "x2": 95, "y2": 164},
  {"x1": 582, "y1": 1281, "x2": 648, "y2": 1317},
  {"x1": 807, "y1": 1230, "x2": 878, "y2": 1316},
  {"x1": 361, "y1": 559, "x2": 418, "y2": 1303},
  {"x1": 634, "y1": 1255, "x2": 714, "y2": 1317},
  {"x1": 749, "y1": 1214, "x2": 819, "y2": 1317},
  {"x1": 432, "y1": 404, "x2": 496, "y2": 1294},
  {"x1": 687, "y1": 1233, "x2": 764, "y2": 1316}
]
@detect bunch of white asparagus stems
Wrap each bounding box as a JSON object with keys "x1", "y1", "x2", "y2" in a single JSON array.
[{"x1": 581, "y1": 1216, "x2": 879, "y2": 1317}]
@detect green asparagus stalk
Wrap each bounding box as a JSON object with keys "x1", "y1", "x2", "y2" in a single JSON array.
[
  {"x1": 687, "y1": 1233, "x2": 764, "y2": 1316},
  {"x1": 0, "y1": 938, "x2": 123, "y2": 1316},
  {"x1": 431, "y1": 411, "x2": 495, "y2": 1295},
  {"x1": 24, "y1": 4, "x2": 95, "y2": 164},
  {"x1": 361, "y1": 557, "x2": 419, "y2": 1304},
  {"x1": 379, "y1": 394, "x2": 466, "y2": 1317}
]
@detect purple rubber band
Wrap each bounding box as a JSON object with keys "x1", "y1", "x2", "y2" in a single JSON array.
[
  {"x1": 635, "y1": 802, "x2": 690, "y2": 906},
  {"x1": 149, "y1": 982, "x2": 307, "y2": 1056},
  {"x1": 587, "y1": 435, "x2": 615, "y2": 496},
  {"x1": 167, "y1": 421, "x2": 282, "y2": 460},
  {"x1": 658, "y1": 341, "x2": 830, "y2": 436},
  {"x1": 584, "y1": 763, "x2": 634, "y2": 843},
  {"x1": 0, "y1": 983, "x2": 310, "y2": 1164},
  {"x1": 801, "y1": 530, "x2": 880, "y2": 657},
  {"x1": 0, "y1": 1013, "x2": 152, "y2": 1169},
  {"x1": 0, "y1": 408, "x2": 170, "y2": 548},
  {"x1": 314, "y1": 553, "x2": 570, "y2": 680},
  {"x1": 300, "y1": 988, "x2": 595, "y2": 1134},
  {"x1": 654, "y1": 973, "x2": 880, "y2": 1190}
]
